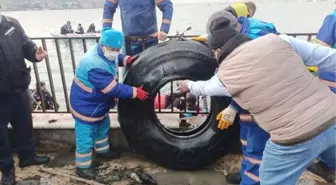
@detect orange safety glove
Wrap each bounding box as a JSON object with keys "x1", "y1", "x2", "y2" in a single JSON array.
[
  {"x1": 126, "y1": 54, "x2": 140, "y2": 66},
  {"x1": 134, "y1": 85, "x2": 149, "y2": 101}
]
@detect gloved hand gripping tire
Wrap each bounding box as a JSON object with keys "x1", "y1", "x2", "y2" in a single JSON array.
[{"x1": 216, "y1": 105, "x2": 238, "y2": 130}]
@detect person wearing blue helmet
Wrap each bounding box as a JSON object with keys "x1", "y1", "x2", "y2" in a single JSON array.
[{"x1": 69, "y1": 28, "x2": 149, "y2": 180}]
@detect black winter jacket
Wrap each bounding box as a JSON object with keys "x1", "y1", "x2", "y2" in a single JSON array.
[{"x1": 0, "y1": 16, "x2": 39, "y2": 94}]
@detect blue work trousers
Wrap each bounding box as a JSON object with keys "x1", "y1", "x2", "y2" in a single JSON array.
[
  {"x1": 119, "y1": 37, "x2": 158, "y2": 78},
  {"x1": 127, "y1": 38, "x2": 158, "y2": 55},
  {"x1": 240, "y1": 122, "x2": 270, "y2": 185},
  {"x1": 75, "y1": 116, "x2": 110, "y2": 169}
]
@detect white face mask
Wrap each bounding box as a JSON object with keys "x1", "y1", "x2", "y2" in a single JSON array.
[{"x1": 103, "y1": 47, "x2": 119, "y2": 61}]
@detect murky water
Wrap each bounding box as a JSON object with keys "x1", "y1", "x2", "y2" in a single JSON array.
[{"x1": 2, "y1": 2, "x2": 334, "y2": 110}]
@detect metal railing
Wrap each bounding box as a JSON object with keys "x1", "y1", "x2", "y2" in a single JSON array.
[{"x1": 29, "y1": 33, "x2": 316, "y2": 114}]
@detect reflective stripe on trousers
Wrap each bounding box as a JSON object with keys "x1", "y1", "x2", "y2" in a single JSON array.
[
  {"x1": 75, "y1": 116, "x2": 110, "y2": 169},
  {"x1": 240, "y1": 122, "x2": 270, "y2": 185}
]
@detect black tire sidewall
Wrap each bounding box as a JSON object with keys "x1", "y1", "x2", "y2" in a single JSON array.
[{"x1": 118, "y1": 40, "x2": 240, "y2": 170}]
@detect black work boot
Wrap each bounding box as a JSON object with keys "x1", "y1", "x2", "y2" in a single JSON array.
[
  {"x1": 96, "y1": 151, "x2": 120, "y2": 160},
  {"x1": 19, "y1": 155, "x2": 51, "y2": 168},
  {"x1": 226, "y1": 172, "x2": 241, "y2": 185},
  {"x1": 1, "y1": 167, "x2": 16, "y2": 185},
  {"x1": 307, "y1": 161, "x2": 335, "y2": 183},
  {"x1": 76, "y1": 167, "x2": 96, "y2": 180}
]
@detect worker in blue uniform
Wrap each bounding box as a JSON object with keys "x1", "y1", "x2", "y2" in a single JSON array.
[
  {"x1": 308, "y1": 11, "x2": 336, "y2": 182},
  {"x1": 102, "y1": 0, "x2": 174, "y2": 55},
  {"x1": 307, "y1": 69, "x2": 336, "y2": 183},
  {"x1": 318, "y1": 71, "x2": 336, "y2": 93},
  {"x1": 311, "y1": 10, "x2": 336, "y2": 48},
  {"x1": 209, "y1": 10, "x2": 277, "y2": 185},
  {"x1": 69, "y1": 28, "x2": 149, "y2": 180}
]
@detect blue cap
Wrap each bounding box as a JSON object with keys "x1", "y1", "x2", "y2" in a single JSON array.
[{"x1": 99, "y1": 27, "x2": 124, "y2": 49}]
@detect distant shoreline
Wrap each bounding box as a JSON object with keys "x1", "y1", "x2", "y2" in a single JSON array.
[{"x1": 1, "y1": 0, "x2": 331, "y2": 12}]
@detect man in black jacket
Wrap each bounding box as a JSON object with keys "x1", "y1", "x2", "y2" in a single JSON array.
[{"x1": 0, "y1": 12, "x2": 50, "y2": 185}]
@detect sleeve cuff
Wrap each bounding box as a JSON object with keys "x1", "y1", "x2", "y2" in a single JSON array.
[
  {"x1": 103, "y1": 22, "x2": 112, "y2": 28},
  {"x1": 132, "y1": 87, "x2": 137, "y2": 99},
  {"x1": 123, "y1": 55, "x2": 130, "y2": 66},
  {"x1": 161, "y1": 23, "x2": 170, "y2": 34},
  {"x1": 31, "y1": 47, "x2": 40, "y2": 62},
  {"x1": 187, "y1": 81, "x2": 193, "y2": 91},
  {"x1": 229, "y1": 104, "x2": 239, "y2": 112}
]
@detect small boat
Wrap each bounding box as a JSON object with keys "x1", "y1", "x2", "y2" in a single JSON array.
[{"x1": 50, "y1": 31, "x2": 100, "y2": 38}]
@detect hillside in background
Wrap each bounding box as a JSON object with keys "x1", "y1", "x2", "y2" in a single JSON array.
[
  {"x1": 0, "y1": 0, "x2": 331, "y2": 11},
  {"x1": 1, "y1": 0, "x2": 104, "y2": 11}
]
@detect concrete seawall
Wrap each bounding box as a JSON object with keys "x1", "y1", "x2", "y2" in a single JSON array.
[{"x1": 9, "y1": 113, "x2": 181, "y2": 151}]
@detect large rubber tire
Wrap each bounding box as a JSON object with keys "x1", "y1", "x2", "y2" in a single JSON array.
[{"x1": 118, "y1": 39, "x2": 240, "y2": 170}]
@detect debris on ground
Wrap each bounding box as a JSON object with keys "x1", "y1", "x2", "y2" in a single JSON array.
[{"x1": 2, "y1": 151, "x2": 332, "y2": 185}]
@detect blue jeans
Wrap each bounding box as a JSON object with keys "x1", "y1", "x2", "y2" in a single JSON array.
[
  {"x1": 75, "y1": 116, "x2": 110, "y2": 169},
  {"x1": 260, "y1": 124, "x2": 336, "y2": 185}
]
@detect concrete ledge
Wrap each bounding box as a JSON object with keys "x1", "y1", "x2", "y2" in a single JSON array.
[
  {"x1": 8, "y1": 112, "x2": 182, "y2": 151},
  {"x1": 8, "y1": 112, "x2": 206, "y2": 151},
  {"x1": 32, "y1": 128, "x2": 131, "y2": 150},
  {"x1": 27, "y1": 112, "x2": 181, "y2": 129}
]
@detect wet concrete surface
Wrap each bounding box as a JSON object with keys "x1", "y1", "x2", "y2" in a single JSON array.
[
  {"x1": 152, "y1": 171, "x2": 226, "y2": 185},
  {"x1": 296, "y1": 180, "x2": 335, "y2": 185},
  {"x1": 3, "y1": 151, "x2": 333, "y2": 185}
]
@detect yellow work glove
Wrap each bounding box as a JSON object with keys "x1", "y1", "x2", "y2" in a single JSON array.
[
  {"x1": 191, "y1": 34, "x2": 208, "y2": 42},
  {"x1": 307, "y1": 66, "x2": 318, "y2": 77},
  {"x1": 216, "y1": 105, "x2": 238, "y2": 130}
]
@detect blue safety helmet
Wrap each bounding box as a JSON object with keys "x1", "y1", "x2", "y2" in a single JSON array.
[{"x1": 99, "y1": 27, "x2": 124, "y2": 49}]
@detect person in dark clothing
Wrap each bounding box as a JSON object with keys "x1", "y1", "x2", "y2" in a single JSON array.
[
  {"x1": 102, "y1": 0, "x2": 173, "y2": 55},
  {"x1": 66, "y1": 21, "x2": 74, "y2": 33},
  {"x1": 87, "y1": 23, "x2": 96, "y2": 33},
  {"x1": 60, "y1": 21, "x2": 74, "y2": 35},
  {"x1": 31, "y1": 81, "x2": 59, "y2": 111},
  {"x1": 76, "y1": 23, "x2": 84, "y2": 34},
  {"x1": 60, "y1": 25, "x2": 68, "y2": 35},
  {"x1": 0, "y1": 14, "x2": 50, "y2": 185}
]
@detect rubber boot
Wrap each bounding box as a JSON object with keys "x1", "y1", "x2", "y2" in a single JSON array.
[
  {"x1": 307, "y1": 161, "x2": 335, "y2": 183},
  {"x1": 19, "y1": 155, "x2": 51, "y2": 168},
  {"x1": 1, "y1": 167, "x2": 16, "y2": 185},
  {"x1": 226, "y1": 172, "x2": 241, "y2": 185},
  {"x1": 96, "y1": 151, "x2": 120, "y2": 160},
  {"x1": 76, "y1": 167, "x2": 96, "y2": 180}
]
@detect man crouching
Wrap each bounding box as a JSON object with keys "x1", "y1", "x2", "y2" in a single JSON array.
[{"x1": 69, "y1": 28, "x2": 149, "y2": 180}]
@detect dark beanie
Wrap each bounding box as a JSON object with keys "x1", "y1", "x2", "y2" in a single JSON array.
[{"x1": 208, "y1": 17, "x2": 239, "y2": 49}]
